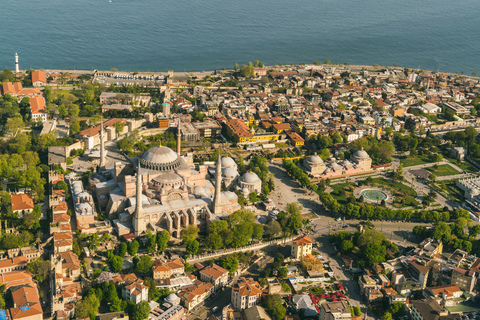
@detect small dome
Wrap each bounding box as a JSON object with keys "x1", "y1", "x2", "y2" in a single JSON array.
[
  {"x1": 193, "y1": 186, "x2": 207, "y2": 197},
  {"x1": 242, "y1": 187, "x2": 250, "y2": 195},
  {"x1": 307, "y1": 153, "x2": 323, "y2": 164},
  {"x1": 241, "y1": 172, "x2": 260, "y2": 184},
  {"x1": 154, "y1": 172, "x2": 183, "y2": 184},
  {"x1": 221, "y1": 157, "x2": 236, "y2": 169},
  {"x1": 222, "y1": 167, "x2": 239, "y2": 179},
  {"x1": 165, "y1": 293, "x2": 180, "y2": 303},
  {"x1": 330, "y1": 161, "x2": 340, "y2": 168},
  {"x1": 353, "y1": 147, "x2": 370, "y2": 159}
]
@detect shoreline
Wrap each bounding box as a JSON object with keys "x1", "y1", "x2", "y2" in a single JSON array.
[{"x1": 20, "y1": 63, "x2": 472, "y2": 79}]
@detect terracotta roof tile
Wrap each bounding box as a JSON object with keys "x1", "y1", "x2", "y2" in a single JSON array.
[{"x1": 11, "y1": 193, "x2": 34, "y2": 212}]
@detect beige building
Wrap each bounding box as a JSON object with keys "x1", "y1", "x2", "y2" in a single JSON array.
[
  {"x1": 0, "y1": 257, "x2": 28, "y2": 274},
  {"x1": 231, "y1": 277, "x2": 262, "y2": 311},
  {"x1": 153, "y1": 258, "x2": 184, "y2": 280},
  {"x1": 238, "y1": 172, "x2": 262, "y2": 195},
  {"x1": 319, "y1": 301, "x2": 352, "y2": 320},
  {"x1": 351, "y1": 147, "x2": 372, "y2": 170},
  {"x1": 180, "y1": 280, "x2": 214, "y2": 310},
  {"x1": 450, "y1": 267, "x2": 476, "y2": 293},
  {"x1": 304, "y1": 153, "x2": 326, "y2": 177},
  {"x1": 291, "y1": 235, "x2": 313, "y2": 259},
  {"x1": 199, "y1": 263, "x2": 229, "y2": 291}
]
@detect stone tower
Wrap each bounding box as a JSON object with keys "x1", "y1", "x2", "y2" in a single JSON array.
[
  {"x1": 15, "y1": 53, "x2": 19, "y2": 73},
  {"x1": 99, "y1": 119, "x2": 105, "y2": 169},
  {"x1": 213, "y1": 154, "x2": 222, "y2": 215},
  {"x1": 176, "y1": 119, "x2": 181, "y2": 154},
  {"x1": 134, "y1": 163, "x2": 146, "y2": 237}
]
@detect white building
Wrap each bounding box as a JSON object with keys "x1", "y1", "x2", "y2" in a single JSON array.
[
  {"x1": 417, "y1": 103, "x2": 441, "y2": 114},
  {"x1": 231, "y1": 278, "x2": 262, "y2": 311},
  {"x1": 122, "y1": 279, "x2": 149, "y2": 303}
]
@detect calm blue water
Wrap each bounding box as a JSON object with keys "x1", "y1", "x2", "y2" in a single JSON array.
[{"x1": 1, "y1": 0, "x2": 479, "y2": 74}]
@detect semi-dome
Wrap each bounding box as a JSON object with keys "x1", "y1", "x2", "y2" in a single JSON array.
[
  {"x1": 193, "y1": 186, "x2": 208, "y2": 197},
  {"x1": 221, "y1": 157, "x2": 236, "y2": 169},
  {"x1": 353, "y1": 147, "x2": 370, "y2": 159},
  {"x1": 153, "y1": 172, "x2": 183, "y2": 184},
  {"x1": 222, "y1": 167, "x2": 239, "y2": 179},
  {"x1": 140, "y1": 146, "x2": 181, "y2": 171},
  {"x1": 165, "y1": 293, "x2": 180, "y2": 304},
  {"x1": 241, "y1": 172, "x2": 260, "y2": 184},
  {"x1": 306, "y1": 153, "x2": 323, "y2": 164}
]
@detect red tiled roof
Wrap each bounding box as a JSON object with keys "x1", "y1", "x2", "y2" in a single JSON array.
[
  {"x1": 79, "y1": 118, "x2": 127, "y2": 137},
  {"x1": 287, "y1": 132, "x2": 305, "y2": 142},
  {"x1": 200, "y1": 263, "x2": 228, "y2": 279},
  {"x1": 292, "y1": 235, "x2": 313, "y2": 246},
  {"x1": 32, "y1": 70, "x2": 46, "y2": 84},
  {"x1": 30, "y1": 96, "x2": 47, "y2": 115},
  {"x1": 11, "y1": 193, "x2": 34, "y2": 212}
]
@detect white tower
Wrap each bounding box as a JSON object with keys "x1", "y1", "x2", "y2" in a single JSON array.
[
  {"x1": 99, "y1": 119, "x2": 105, "y2": 169},
  {"x1": 15, "y1": 53, "x2": 19, "y2": 73},
  {"x1": 213, "y1": 154, "x2": 223, "y2": 215},
  {"x1": 134, "y1": 163, "x2": 146, "y2": 237}
]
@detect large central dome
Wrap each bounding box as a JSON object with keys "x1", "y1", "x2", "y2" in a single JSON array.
[{"x1": 140, "y1": 146, "x2": 181, "y2": 171}]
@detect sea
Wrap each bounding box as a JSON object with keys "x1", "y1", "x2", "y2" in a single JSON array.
[{"x1": 1, "y1": 0, "x2": 480, "y2": 74}]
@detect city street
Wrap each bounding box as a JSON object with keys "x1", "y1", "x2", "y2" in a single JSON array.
[{"x1": 187, "y1": 287, "x2": 231, "y2": 320}]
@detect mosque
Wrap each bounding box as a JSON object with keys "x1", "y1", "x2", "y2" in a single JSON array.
[
  {"x1": 94, "y1": 124, "x2": 241, "y2": 238},
  {"x1": 303, "y1": 147, "x2": 373, "y2": 179}
]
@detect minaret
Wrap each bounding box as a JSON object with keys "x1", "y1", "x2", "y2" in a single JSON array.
[
  {"x1": 99, "y1": 119, "x2": 105, "y2": 169},
  {"x1": 213, "y1": 154, "x2": 222, "y2": 215},
  {"x1": 134, "y1": 163, "x2": 146, "y2": 237},
  {"x1": 15, "y1": 53, "x2": 19, "y2": 73},
  {"x1": 176, "y1": 119, "x2": 181, "y2": 154}
]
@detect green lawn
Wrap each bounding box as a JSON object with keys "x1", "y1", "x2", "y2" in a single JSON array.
[
  {"x1": 400, "y1": 155, "x2": 430, "y2": 167},
  {"x1": 369, "y1": 178, "x2": 419, "y2": 207},
  {"x1": 330, "y1": 182, "x2": 355, "y2": 204},
  {"x1": 426, "y1": 164, "x2": 461, "y2": 177},
  {"x1": 446, "y1": 300, "x2": 480, "y2": 313},
  {"x1": 371, "y1": 178, "x2": 417, "y2": 197},
  {"x1": 458, "y1": 162, "x2": 477, "y2": 173}
]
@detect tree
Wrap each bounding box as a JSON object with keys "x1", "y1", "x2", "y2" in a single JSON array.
[
  {"x1": 27, "y1": 258, "x2": 51, "y2": 282},
  {"x1": 277, "y1": 267, "x2": 288, "y2": 278},
  {"x1": 265, "y1": 220, "x2": 282, "y2": 238},
  {"x1": 4, "y1": 117, "x2": 25, "y2": 136},
  {"x1": 118, "y1": 242, "x2": 127, "y2": 257},
  {"x1": 353, "y1": 306, "x2": 362, "y2": 316},
  {"x1": 264, "y1": 294, "x2": 286, "y2": 320},
  {"x1": 75, "y1": 292, "x2": 100, "y2": 320},
  {"x1": 361, "y1": 242, "x2": 386, "y2": 266},
  {"x1": 156, "y1": 230, "x2": 170, "y2": 252},
  {"x1": 111, "y1": 256, "x2": 123, "y2": 273},
  {"x1": 221, "y1": 256, "x2": 238, "y2": 275},
  {"x1": 389, "y1": 302, "x2": 405, "y2": 319},
  {"x1": 382, "y1": 313, "x2": 393, "y2": 320},
  {"x1": 136, "y1": 255, "x2": 154, "y2": 274},
  {"x1": 132, "y1": 301, "x2": 151, "y2": 320},
  {"x1": 234, "y1": 63, "x2": 239, "y2": 71},
  {"x1": 432, "y1": 221, "x2": 451, "y2": 242},
  {"x1": 110, "y1": 297, "x2": 125, "y2": 312},
  {"x1": 180, "y1": 225, "x2": 199, "y2": 243},
  {"x1": 340, "y1": 239, "x2": 354, "y2": 253},
  {"x1": 185, "y1": 239, "x2": 199, "y2": 256},
  {"x1": 209, "y1": 220, "x2": 228, "y2": 234},
  {"x1": 286, "y1": 203, "x2": 303, "y2": 234},
  {"x1": 127, "y1": 240, "x2": 139, "y2": 256},
  {"x1": 114, "y1": 121, "x2": 125, "y2": 133},
  {"x1": 146, "y1": 230, "x2": 156, "y2": 253},
  {"x1": 252, "y1": 224, "x2": 263, "y2": 240},
  {"x1": 205, "y1": 233, "x2": 223, "y2": 250}
]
